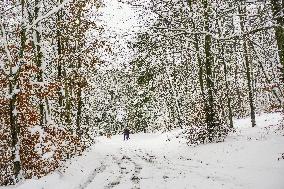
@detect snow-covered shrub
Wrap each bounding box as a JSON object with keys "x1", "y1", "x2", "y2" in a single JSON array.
[
  {"x1": 20, "y1": 125, "x2": 84, "y2": 179},
  {"x1": 185, "y1": 123, "x2": 231, "y2": 146},
  {"x1": 275, "y1": 114, "x2": 284, "y2": 136},
  {"x1": 185, "y1": 125, "x2": 209, "y2": 145},
  {"x1": 0, "y1": 125, "x2": 13, "y2": 185},
  {"x1": 209, "y1": 124, "x2": 231, "y2": 143},
  {"x1": 0, "y1": 115, "x2": 84, "y2": 185}
]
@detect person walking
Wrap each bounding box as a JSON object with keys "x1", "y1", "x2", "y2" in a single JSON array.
[{"x1": 123, "y1": 127, "x2": 130, "y2": 140}]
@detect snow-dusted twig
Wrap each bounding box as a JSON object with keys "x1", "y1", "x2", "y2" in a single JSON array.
[
  {"x1": 0, "y1": 21, "x2": 13, "y2": 67},
  {"x1": 26, "y1": 0, "x2": 73, "y2": 31},
  {"x1": 152, "y1": 25, "x2": 281, "y2": 41}
]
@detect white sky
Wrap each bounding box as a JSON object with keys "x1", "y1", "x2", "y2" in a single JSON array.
[
  {"x1": 99, "y1": 0, "x2": 144, "y2": 34},
  {"x1": 93, "y1": 0, "x2": 150, "y2": 70}
]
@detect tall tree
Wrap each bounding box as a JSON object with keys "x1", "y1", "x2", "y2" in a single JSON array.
[
  {"x1": 271, "y1": 0, "x2": 284, "y2": 79},
  {"x1": 238, "y1": 3, "x2": 256, "y2": 127}
]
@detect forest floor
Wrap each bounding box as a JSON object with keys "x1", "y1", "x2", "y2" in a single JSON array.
[{"x1": 2, "y1": 113, "x2": 284, "y2": 189}]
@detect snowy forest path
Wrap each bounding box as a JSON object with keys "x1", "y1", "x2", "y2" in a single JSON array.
[
  {"x1": 77, "y1": 117, "x2": 284, "y2": 189},
  {"x1": 73, "y1": 136, "x2": 159, "y2": 189},
  {"x1": 88, "y1": 146, "x2": 157, "y2": 189},
  {"x1": 80, "y1": 134, "x2": 224, "y2": 189},
  {"x1": 7, "y1": 114, "x2": 283, "y2": 189},
  {"x1": 76, "y1": 134, "x2": 187, "y2": 189}
]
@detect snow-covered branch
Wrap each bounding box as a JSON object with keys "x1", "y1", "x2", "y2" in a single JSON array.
[
  {"x1": 0, "y1": 21, "x2": 13, "y2": 67},
  {"x1": 26, "y1": 0, "x2": 73, "y2": 31},
  {"x1": 152, "y1": 25, "x2": 280, "y2": 40}
]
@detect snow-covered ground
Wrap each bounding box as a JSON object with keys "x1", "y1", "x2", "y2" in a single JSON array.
[{"x1": 2, "y1": 113, "x2": 284, "y2": 189}]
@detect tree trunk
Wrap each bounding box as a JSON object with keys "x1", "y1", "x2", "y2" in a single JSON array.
[
  {"x1": 33, "y1": 0, "x2": 45, "y2": 126},
  {"x1": 57, "y1": 0, "x2": 64, "y2": 107},
  {"x1": 9, "y1": 0, "x2": 28, "y2": 182},
  {"x1": 9, "y1": 81, "x2": 21, "y2": 183},
  {"x1": 221, "y1": 44, "x2": 234, "y2": 128},
  {"x1": 238, "y1": 5, "x2": 256, "y2": 127},
  {"x1": 202, "y1": 0, "x2": 217, "y2": 141},
  {"x1": 164, "y1": 63, "x2": 183, "y2": 129},
  {"x1": 75, "y1": 5, "x2": 84, "y2": 136},
  {"x1": 76, "y1": 81, "x2": 83, "y2": 136},
  {"x1": 271, "y1": 0, "x2": 284, "y2": 77},
  {"x1": 216, "y1": 19, "x2": 234, "y2": 128}
]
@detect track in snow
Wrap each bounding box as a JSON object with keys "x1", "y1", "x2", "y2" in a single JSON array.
[{"x1": 77, "y1": 162, "x2": 107, "y2": 189}]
